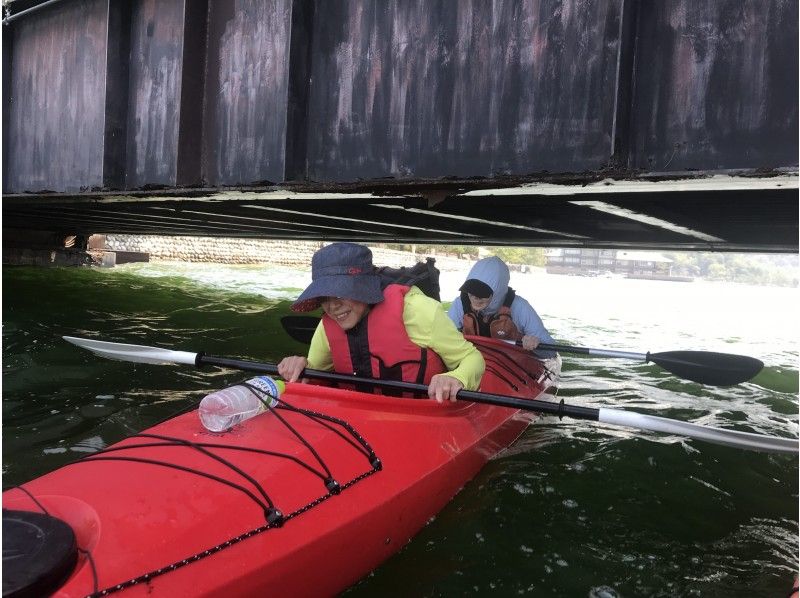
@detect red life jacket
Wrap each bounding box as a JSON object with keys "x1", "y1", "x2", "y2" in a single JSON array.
[
  {"x1": 461, "y1": 288, "x2": 523, "y2": 341},
  {"x1": 322, "y1": 284, "x2": 447, "y2": 394}
]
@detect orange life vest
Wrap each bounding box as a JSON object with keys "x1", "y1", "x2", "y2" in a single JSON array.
[
  {"x1": 461, "y1": 289, "x2": 523, "y2": 341},
  {"x1": 322, "y1": 284, "x2": 446, "y2": 394}
]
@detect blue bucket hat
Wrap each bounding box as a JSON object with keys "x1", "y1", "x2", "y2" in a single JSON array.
[{"x1": 291, "y1": 243, "x2": 385, "y2": 312}]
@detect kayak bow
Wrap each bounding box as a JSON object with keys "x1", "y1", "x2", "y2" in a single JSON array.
[{"x1": 5, "y1": 336, "x2": 559, "y2": 597}]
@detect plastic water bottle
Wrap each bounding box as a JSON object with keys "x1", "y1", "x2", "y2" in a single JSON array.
[{"x1": 198, "y1": 376, "x2": 285, "y2": 432}]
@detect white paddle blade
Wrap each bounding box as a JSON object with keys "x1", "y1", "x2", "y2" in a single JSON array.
[
  {"x1": 598, "y1": 408, "x2": 798, "y2": 454},
  {"x1": 62, "y1": 336, "x2": 198, "y2": 366}
]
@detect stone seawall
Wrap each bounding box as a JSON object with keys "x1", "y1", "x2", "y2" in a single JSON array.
[{"x1": 105, "y1": 235, "x2": 474, "y2": 271}]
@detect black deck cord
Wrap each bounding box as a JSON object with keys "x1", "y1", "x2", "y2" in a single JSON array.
[
  {"x1": 9, "y1": 385, "x2": 383, "y2": 596},
  {"x1": 7, "y1": 484, "x2": 49, "y2": 514},
  {"x1": 483, "y1": 364, "x2": 519, "y2": 391},
  {"x1": 211, "y1": 382, "x2": 378, "y2": 470},
  {"x1": 479, "y1": 340, "x2": 560, "y2": 385},
  {"x1": 482, "y1": 354, "x2": 527, "y2": 388},
  {"x1": 244, "y1": 381, "x2": 381, "y2": 465},
  {"x1": 75, "y1": 456, "x2": 275, "y2": 521},
  {"x1": 241, "y1": 383, "x2": 337, "y2": 483},
  {"x1": 276, "y1": 391, "x2": 378, "y2": 455},
  {"x1": 276, "y1": 400, "x2": 379, "y2": 466},
  {"x1": 50, "y1": 384, "x2": 379, "y2": 522},
  {"x1": 129, "y1": 433, "x2": 275, "y2": 506},
  {"x1": 76, "y1": 387, "x2": 385, "y2": 597},
  {"x1": 277, "y1": 403, "x2": 374, "y2": 462},
  {"x1": 95, "y1": 439, "x2": 330, "y2": 482},
  {"x1": 246, "y1": 384, "x2": 380, "y2": 477},
  {"x1": 473, "y1": 342, "x2": 534, "y2": 384},
  {"x1": 82, "y1": 466, "x2": 382, "y2": 598},
  {"x1": 479, "y1": 344, "x2": 530, "y2": 384},
  {"x1": 7, "y1": 485, "x2": 100, "y2": 595}
]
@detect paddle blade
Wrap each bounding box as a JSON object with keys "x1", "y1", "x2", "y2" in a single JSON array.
[
  {"x1": 599, "y1": 409, "x2": 797, "y2": 454},
  {"x1": 63, "y1": 336, "x2": 198, "y2": 366},
  {"x1": 280, "y1": 316, "x2": 320, "y2": 345},
  {"x1": 648, "y1": 351, "x2": 763, "y2": 386}
]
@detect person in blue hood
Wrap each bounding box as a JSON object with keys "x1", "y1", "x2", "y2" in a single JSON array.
[{"x1": 448, "y1": 256, "x2": 553, "y2": 351}]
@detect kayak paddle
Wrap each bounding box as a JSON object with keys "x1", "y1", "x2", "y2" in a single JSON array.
[
  {"x1": 62, "y1": 336, "x2": 797, "y2": 454},
  {"x1": 522, "y1": 342, "x2": 763, "y2": 386},
  {"x1": 279, "y1": 315, "x2": 763, "y2": 386},
  {"x1": 281, "y1": 315, "x2": 320, "y2": 344}
]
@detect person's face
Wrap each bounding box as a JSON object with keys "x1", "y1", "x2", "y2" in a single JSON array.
[
  {"x1": 321, "y1": 297, "x2": 370, "y2": 330},
  {"x1": 467, "y1": 293, "x2": 492, "y2": 312}
]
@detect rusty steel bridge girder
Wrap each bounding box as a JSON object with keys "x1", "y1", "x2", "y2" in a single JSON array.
[{"x1": 2, "y1": 0, "x2": 798, "y2": 252}]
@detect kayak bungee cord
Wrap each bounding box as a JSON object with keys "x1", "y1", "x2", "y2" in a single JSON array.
[
  {"x1": 479, "y1": 343, "x2": 560, "y2": 390},
  {"x1": 474, "y1": 338, "x2": 540, "y2": 383},
  {"x1": 70, "y1": 465, "x2": 385, "y2": 598},
  {"x1": 479, "y1": 349, "x2": 527, "y2": 390},
  {"x1": 253, "y1": 383, "x2": 381, "y2": 469},
  {"x1": 277, "y1": 400, "x2": 377, "y2": 461},
  {"x1": 7, "y1": 388, "x2": 383, "y2": 598},
  {"x1": 484, "y1": 364, "x2": 519, "y2": 391}
]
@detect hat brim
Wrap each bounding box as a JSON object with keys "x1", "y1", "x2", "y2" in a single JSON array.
[
  {"x1": 459, "y1": 279, "x2": 493, "y2": 299},
  {"x1": 291, "y1": 274, "x2": 384, "y2": 312}
]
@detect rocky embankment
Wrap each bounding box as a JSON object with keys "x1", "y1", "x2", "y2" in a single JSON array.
[{"x1": 104, "y1": 235, "x2": 473, "y2": 271}]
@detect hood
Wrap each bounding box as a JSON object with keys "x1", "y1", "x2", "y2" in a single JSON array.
[{"x1": 463, "y1": 257, "x2": 510, "y2": 315}]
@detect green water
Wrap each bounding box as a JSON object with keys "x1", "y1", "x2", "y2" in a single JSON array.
[{"x1": 2, "y1": 263, "x2": 798, "y2": 597}]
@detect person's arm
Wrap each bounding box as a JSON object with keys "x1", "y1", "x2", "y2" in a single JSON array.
[
  {"x1": 306, "y1": 321, "x2": 334, "y2": 370},
  {"x1": 277, "y1": 320, "x2": 333, "y2": 382},
  {"x1": 447, "y1": 299, "x2": 465, "y2": 330},
  {"x1": 511, "y1": 296, "x2": 554, "y2": 350},
  {"x1": 403, "y1": 288, "x2": 485, "y2": 392}
]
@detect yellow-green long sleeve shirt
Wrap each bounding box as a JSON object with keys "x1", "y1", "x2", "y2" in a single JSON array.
[{"x1": 306, "y1": 286, "x2": 485, "y2": 390}]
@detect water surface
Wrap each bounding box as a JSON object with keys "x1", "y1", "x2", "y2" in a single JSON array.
[{"x1": 2, "y1": 262, "x2": 797, "y2": 597}]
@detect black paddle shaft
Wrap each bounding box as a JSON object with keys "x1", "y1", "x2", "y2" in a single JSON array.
[{"x1": 196, "y1": 354, "x2": 599, "y2": 421}]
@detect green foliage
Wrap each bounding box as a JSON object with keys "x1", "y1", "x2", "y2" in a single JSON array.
[
  {"x1": 380, "y1": 244, "x2": 796, "y2": 287},
  {"x1": 381, "y1": 244, "x2": 480, "y2": 259},
  {"x1": 664, "y1": 251, "x2": 798, "y2": 287},
  {"x1": 485, "y1": 246, "x2": 546, "y2": 267}
]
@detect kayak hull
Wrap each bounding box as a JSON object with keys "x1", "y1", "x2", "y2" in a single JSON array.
[{"x1": 4, "y1": 337, "x2": 559, "y2": 597}]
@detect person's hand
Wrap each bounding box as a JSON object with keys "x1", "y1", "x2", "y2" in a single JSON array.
[
  {"x1": 277, "y1": 356, "x2": 308, "y2": 383},
  {"x1": 428, "y1": 374, "x2": 463, "y2": 403},
  {"x1": 521, "y1": 335, "x2": 540, "y2": 351}
]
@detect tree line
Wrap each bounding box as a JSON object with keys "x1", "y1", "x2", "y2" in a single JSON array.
[
  {"x1": 663, "y1": 252, "x2": 798, "y2": 287},
  {"x1": 383, "y1": 244, "x2": 797, "y2": 288}
]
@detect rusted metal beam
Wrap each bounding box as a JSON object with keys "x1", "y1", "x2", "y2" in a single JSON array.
[
  {"x1": 2, "y1": 24, "x2": 12, "y2": 192},
  {"x1": 176, "y1": 0, "x2": 209, "y2": 186},
  {"x1": 102, "y1": 0, "x2": 133, "y2": 189},
  {"x1": 284, "y1": 0, "x2": 315, "y2": 180}
]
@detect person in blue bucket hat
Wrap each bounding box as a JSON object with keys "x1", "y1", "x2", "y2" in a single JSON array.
[{"x1": 278, "y1": 243, "x2": 484, "y2": 402}]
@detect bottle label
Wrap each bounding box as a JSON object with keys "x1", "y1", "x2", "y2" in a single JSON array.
[{"x1": 248, "y1": 376, "x2": 282, "y2": 409}]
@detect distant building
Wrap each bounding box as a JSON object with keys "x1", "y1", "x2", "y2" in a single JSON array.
[{"x1": 545, "y1": 249, "x2": 685, "y2": 280}]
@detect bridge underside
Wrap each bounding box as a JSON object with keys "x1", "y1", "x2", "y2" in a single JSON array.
[
  {"x1": 2, "y1": 1, "x2": 798, "y2": 253},
  {"x1": 3, "y1": 175, "x2": 796, "y2": 252}
]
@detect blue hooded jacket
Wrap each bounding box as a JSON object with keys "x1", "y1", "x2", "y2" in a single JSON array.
[{"x1": 447, "y1": 257, "x2": 554, "y2": 344}]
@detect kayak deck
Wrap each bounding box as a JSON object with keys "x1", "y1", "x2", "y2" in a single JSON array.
[{"x1": 4, "y1": 337, "x2": 559, "y2": 597}]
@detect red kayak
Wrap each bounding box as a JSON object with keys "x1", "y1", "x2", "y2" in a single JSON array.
[{"x1": 3, "y1": 337, "x2": 559, "y2": 597}]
